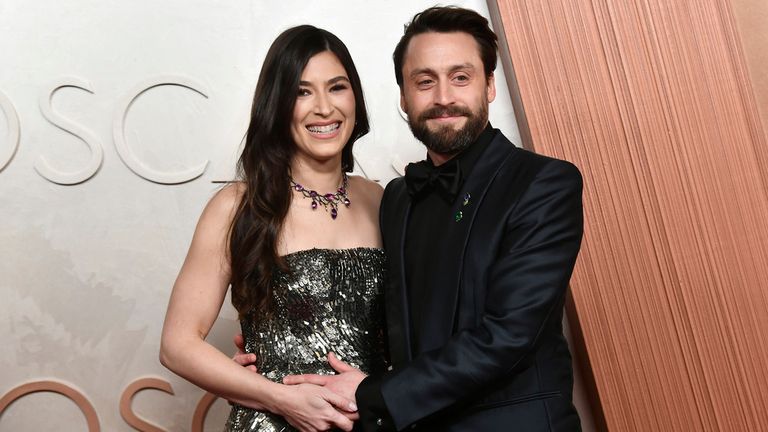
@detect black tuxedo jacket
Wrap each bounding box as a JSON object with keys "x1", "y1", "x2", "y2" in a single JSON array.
[{"x1": 366, "y1": 131, "x2": 583, "y2": 431}]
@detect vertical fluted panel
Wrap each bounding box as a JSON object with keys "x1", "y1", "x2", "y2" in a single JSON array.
[{"x1": 492, "y1": 0, "x2": 768, "y2": 430}]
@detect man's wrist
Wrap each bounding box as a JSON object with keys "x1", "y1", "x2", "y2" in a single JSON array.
[{"x1": 356, "y1": 375, "x2": 396, "y2": 431}]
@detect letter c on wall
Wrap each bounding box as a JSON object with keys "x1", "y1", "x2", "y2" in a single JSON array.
[
  {"x1": 0, "y1": 380, "x2": 100, "y2": 431},
  {"x1": 114, "y1": 76, "x2": 210, "y2": 184}
]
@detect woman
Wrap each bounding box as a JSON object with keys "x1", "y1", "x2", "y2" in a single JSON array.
[{"x1": 160, "y1": 25, "x2": 387, "y2": 432}]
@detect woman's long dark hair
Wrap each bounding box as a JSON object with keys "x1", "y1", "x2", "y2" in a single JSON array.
[{"x1": 229, "y1": 25, "x2": 370, "y2": 319}]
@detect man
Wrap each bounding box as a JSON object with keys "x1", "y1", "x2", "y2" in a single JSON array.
[{"x1": 242, "y1": 6, "x2": 583, "y2": 431}]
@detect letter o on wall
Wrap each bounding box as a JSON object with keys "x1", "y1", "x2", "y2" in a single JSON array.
[
  {"x1": 0, "y1": 90, "x2": 21, "y2": 172},
  {"x1": 0, "y1": 380, "x2": 100, "y2": 431}
]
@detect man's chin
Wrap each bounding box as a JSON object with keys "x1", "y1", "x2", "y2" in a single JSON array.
[{"x1": 426, "y1": 117, "x2": 467, "y2": 131}]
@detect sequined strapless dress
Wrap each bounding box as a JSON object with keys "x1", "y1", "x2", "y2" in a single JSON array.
[{"x1": 225, "y1": 247, "x2": 388, "y2": 432}]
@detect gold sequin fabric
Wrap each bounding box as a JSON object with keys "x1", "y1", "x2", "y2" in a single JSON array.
[{"x1": 224, "y1": 247, "x2": 388, "y2": 431}]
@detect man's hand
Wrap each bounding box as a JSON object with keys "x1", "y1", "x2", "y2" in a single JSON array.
[
  {"x1": 232, "y1": 333, "x2": 257, "y2": 372},
  {"x1": 283, "y1": 352, "x2": 367, "y2": 403},
  {"x1": 275, "y1": 383, "x2": 357, "y2": 432}
]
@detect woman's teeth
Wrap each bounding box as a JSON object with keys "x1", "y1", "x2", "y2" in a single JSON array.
[{"x1": 307, "y1": 122, "x2": 340, "y2": 133}]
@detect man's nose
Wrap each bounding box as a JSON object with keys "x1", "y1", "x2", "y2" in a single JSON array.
[{"x1": 433, "y1": 80, "x2": 456, "y2": 106}]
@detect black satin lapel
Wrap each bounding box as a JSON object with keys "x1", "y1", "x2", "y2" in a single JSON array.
[
  {"x1": 383, "y1": 183, "x2": 414, "y2": 365},
  {"x1": 415, "y1": 133, "x2": 516, "y2": 352}
]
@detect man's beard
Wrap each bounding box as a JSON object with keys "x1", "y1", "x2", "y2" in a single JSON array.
[{"x1": 407, "y1": 102, "x2": 488, "y2": 155}]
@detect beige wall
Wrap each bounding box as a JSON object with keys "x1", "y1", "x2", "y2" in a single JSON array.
[
  {"x1": 0, "y1": 1, "x2": 533, "y2": 430},
  {"x1": 731, "y1": 0, "x2": 768, "y2": 182},
  {"x1": 732, "y1": 0, "x2": 768, "y2": 126}
]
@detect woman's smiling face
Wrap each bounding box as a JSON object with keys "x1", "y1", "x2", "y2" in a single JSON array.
[{"x1": 290, "y1": 50, "x2": 356, "y2": 166}]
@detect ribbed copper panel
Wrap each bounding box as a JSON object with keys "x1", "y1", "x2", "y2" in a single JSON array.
[{"x1": 492, "y1": 0, "x2": 768, "y2": 430}]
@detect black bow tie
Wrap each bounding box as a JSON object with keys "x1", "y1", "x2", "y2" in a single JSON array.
[{"x1": 404, "y1": 158, "x2": 463, "y2": 202}]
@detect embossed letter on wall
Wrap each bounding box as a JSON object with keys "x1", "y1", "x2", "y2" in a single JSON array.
[
  {"x1": 0, "y1": 380, "x2": 101, "y2": 431},
  {"x1": 114, "y1": 76, "x2": 210, "y2": 184},
  {"x1": 34, "y1": 78, "x2": 104, "y2": 185},
  {"x1": 2, "y1": 377, "x2": 222, "y2": 431},
  {"x1": 0, "y1": 90, "x2": 21, "y2": 172}
]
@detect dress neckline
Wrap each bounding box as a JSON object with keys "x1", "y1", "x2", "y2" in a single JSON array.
[{"x1": 280, "y1": 246, "x2": 384, "y2": 260}]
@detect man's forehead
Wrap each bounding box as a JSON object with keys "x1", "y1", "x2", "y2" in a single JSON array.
[{"x1": 403, "y1": 32, "x2": 482, "y2": 65}]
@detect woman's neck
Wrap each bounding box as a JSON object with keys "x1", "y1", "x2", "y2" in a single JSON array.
[{"x1": 290, "y1": 157, "x2": 344, "y2": 192}]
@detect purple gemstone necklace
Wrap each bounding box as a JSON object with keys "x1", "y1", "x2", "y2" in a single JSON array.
[{"x1": 290, "y1": 173, "x2": 350, "y2": 220}]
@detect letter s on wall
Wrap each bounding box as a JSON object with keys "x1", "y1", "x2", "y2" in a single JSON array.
[
  {"x1": 114, "y1": 76, "x2": 210, "y2": 184},
  {"x1": 120, "y1": 377, "x2": 174, "y2": 432},
  {"x1": 34, "y1": 78, "x2": 104, "y2": 185}
]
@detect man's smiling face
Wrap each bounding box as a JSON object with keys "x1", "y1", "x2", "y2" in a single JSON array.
[{"x1": 399, "y1": 31, "x2": 496, "y2": 156}]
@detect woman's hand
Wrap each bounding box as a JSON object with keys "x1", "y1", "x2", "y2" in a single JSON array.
[{"x1": 272, "y1": 383, "x2": 358, "y2": 432}]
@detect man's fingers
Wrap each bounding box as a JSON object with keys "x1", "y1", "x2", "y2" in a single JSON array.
[
  {"x1": 232, "y1": 333, "x2": 256, "y2": 369},
  {"x1": 282, "y1": 374, "x2": 330, "y2": 386},
  {"x1": 327, "y1": 352, "x2": 354, "y2": 373},
  {"x1": 322, "y1": 388, "x2": 358, "y2": 413},
  {"x1": 341, "y1": 411, "x2": 361, "y2": 421},
  {"x1": 330, "y1": 412, "x2": 354, "y2": 432},
  {"x1": 233, "y1": 352, "x2": 256, "y2": 366},
  {"x1": 233, "y1": 333, "x2": 245, "y2": 351}
]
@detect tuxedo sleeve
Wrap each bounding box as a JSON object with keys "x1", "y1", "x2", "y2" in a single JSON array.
[
  {"x1": 355, "y1": 375, "x2": 396, "y2": 431},
  {"x1": 369, "y1": 160, "x2": 584, "y2": 431}
]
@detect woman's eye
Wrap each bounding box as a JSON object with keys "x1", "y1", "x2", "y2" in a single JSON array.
[
  {"x1": 298, "y1": 88, "x2": 311, "y2": 96},
  {"x1": 330, "y1": 84, "x2": 348, "y2": 92}
]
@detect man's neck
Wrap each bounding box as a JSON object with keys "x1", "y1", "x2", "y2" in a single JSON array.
[
  {"x1": 427, "y1": 149, "x2": 457, "y2": 166},
  {"x1": 426, "y1": 122, "x2": 490, "y2": 166}
]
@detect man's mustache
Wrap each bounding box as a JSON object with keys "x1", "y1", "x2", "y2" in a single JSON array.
[{"x1": 418, "y1": 106, "x2": 472, "y2": 121}]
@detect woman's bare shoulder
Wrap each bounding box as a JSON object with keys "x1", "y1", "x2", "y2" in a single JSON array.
[
  {"x1": 202, "y1": 182, "x2": 244, "y2": 224},
  {"x1": 348, "y1": 175, "x2": 383, "y2": 201}
]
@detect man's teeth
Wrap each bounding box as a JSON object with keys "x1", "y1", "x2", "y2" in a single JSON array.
[{"x1": 307, "y1": 123, "x2": 340, "y2": 133}]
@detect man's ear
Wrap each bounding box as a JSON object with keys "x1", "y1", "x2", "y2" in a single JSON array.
[
  {"x1": 400, "y1": 91, "x2": 408, "y2": 113},
  {"x1": 487, "y1": 72, "x2": 497, "y2": 103}
]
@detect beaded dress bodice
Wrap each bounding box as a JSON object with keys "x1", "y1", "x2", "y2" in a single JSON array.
[{"x1": 225, "y1": 247, "x2": 387, "y2": 431}]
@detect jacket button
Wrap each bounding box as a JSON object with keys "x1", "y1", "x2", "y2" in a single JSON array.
[{"x1": 376, "y1": 418, "x2": 383, "y2": 426}]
